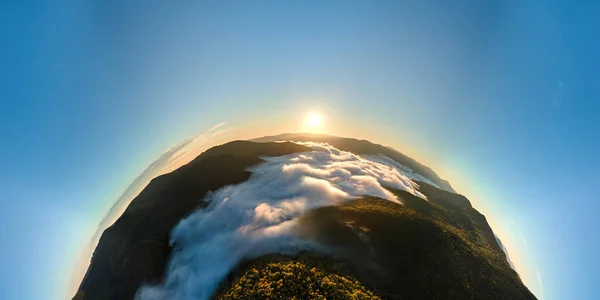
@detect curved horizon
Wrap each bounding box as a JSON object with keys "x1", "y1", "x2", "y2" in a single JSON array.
[
  {"x1": 71, "y1": 125, "x2": 541, "y2": 299},
  {"x1": 3, "y1": 2, "x2": 599, "y2": 299}
]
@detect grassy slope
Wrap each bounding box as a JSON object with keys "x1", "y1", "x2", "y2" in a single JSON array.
[{"x1": 217, "y1": 182, "x2": 536, "y2": 300}]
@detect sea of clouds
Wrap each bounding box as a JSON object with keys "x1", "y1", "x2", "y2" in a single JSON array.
[
  {"x1": 71, "y1": 123, "x2": 230, "y2": 295},
  {"x1": 137, "y1": 142, "x2": 433, "y2": 300}
]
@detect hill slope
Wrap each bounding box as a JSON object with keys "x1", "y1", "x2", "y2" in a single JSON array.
[
  {"x1": 75, "y1": 141, "x2": 310, "y2": 300},
  {"x1": 217, "y1": 182, "x2": 535, "y2": 299},
  {"x1": 74, "y1": 136, "x2": 534, "y2": 300}
]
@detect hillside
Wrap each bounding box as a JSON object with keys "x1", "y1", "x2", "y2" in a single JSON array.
[
  {"x1": 74, "y1": 135, "x2": 534, "y2": 300},
  {"x1": 75, "y1": 141, "x2": 310, "y2": 300},
  {"x1": 216, "y1": 182, "x2": 535, "y2": 299}
]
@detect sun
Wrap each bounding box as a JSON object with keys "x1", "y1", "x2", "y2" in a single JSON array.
[
  {"x1": 305, "y1": 112, "x2": 323, "y2": 130},
  {"x1": 303, "y1": 112, "x2": 325, "y2": 133}
]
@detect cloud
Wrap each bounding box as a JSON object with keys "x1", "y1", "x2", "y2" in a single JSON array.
[
  {"x1": 494, "y1": 234, "x2": 516, "y2": 270},
  {"x1": 504, "y1": 215, "x2": 541, "y2": 299},
  {"x1": 100, "y1": 122, "x2": 228, "y2": 231},
  {"x1": 70, "y1": 122, "x2": 229, "y2": 295},
  {"x1": 137, "y1": 142, "x2": 427, "y2": 300},
  {"x1": 364, "y1": 154, "x2": 444, "y2": 190},
  {"x1": 536, "y1": 270, "x2": 544, "y2": 300}
]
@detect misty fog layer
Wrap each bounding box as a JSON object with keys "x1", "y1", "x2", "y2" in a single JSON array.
[{"x1": 137, "y1": 142, "x2": 431, "y2": 300}]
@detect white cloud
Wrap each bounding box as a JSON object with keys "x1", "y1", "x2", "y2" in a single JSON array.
[
  {"x1": 70, "y1": 123, "x2": 228, "y2": 296},
  {"x1": 364, "y1": 154, "x2": 446, "y2": 191},
  {"x1": 137, "y1": 142, "x2": 427, "y2": 300},
  {"x1": 536, "y1": 270, "x2": 544, "y2": 300}
]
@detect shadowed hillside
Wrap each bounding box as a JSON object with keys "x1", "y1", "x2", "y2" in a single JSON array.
[
  {"x1": 217, "y1": 182, "x2": 535, "y2": 299},
  {"x1": 75, "y1": 137, "x2": 534, "y2": 300},
  {"x1": 75, "y1": 141, "x2": 310, "y2": 300}
]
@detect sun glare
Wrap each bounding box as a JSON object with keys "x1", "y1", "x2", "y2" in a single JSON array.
[{"x1": 306, "y1": 112, "x2": 323, "y2": 130}]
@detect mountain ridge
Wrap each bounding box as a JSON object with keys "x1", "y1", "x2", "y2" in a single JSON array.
[
  {"x1": 251, "y1": 133, "x2": 454, "y2": 192},
  {"x1": 75, "y1": 141, "x2": 310, "y2": 300},
  {"x1": 73, "y1": 135, "x2": 534, "y2": 300}
]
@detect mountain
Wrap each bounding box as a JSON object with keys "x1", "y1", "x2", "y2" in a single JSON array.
[
  {"x1": 73, "y1": 134, "x2": 535, "y2": 300},
  {"x1": 75, "y1": 141, "x2": 310, "y2": 300},
  {"x1": 251, "y1": 133, "x2": 455, "y2": 192},
  {"x1": 215, "y1": 182, "x2": 533, "y2": 299},
  {"x1": 495, "y1": 234, "x2": 517, "y2": 270}
]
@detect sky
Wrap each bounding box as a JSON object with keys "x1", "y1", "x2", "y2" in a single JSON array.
[{"x1": 1, "y1": 1, "x2": 599, "y2": 299}]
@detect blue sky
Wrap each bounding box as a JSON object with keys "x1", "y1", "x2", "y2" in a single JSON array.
[{"x1": 1, "y1": 1, "x2": 599, "y2": 299}]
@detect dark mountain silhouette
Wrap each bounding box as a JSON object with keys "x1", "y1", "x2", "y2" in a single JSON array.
[
  {"x1": 75, "y1": 141, "x2": 310, "y2": 300},
  {"x1": 216, "y1": 181, "x2": 535, "y2": 299},
  {"x1": 74, "y1": 134, "x2": 535, "y2": 300}
]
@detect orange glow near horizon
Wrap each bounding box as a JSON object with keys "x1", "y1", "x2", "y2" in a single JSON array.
[{"x1": 70, "y1": 114, "x2": 541, "y2": 299}]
